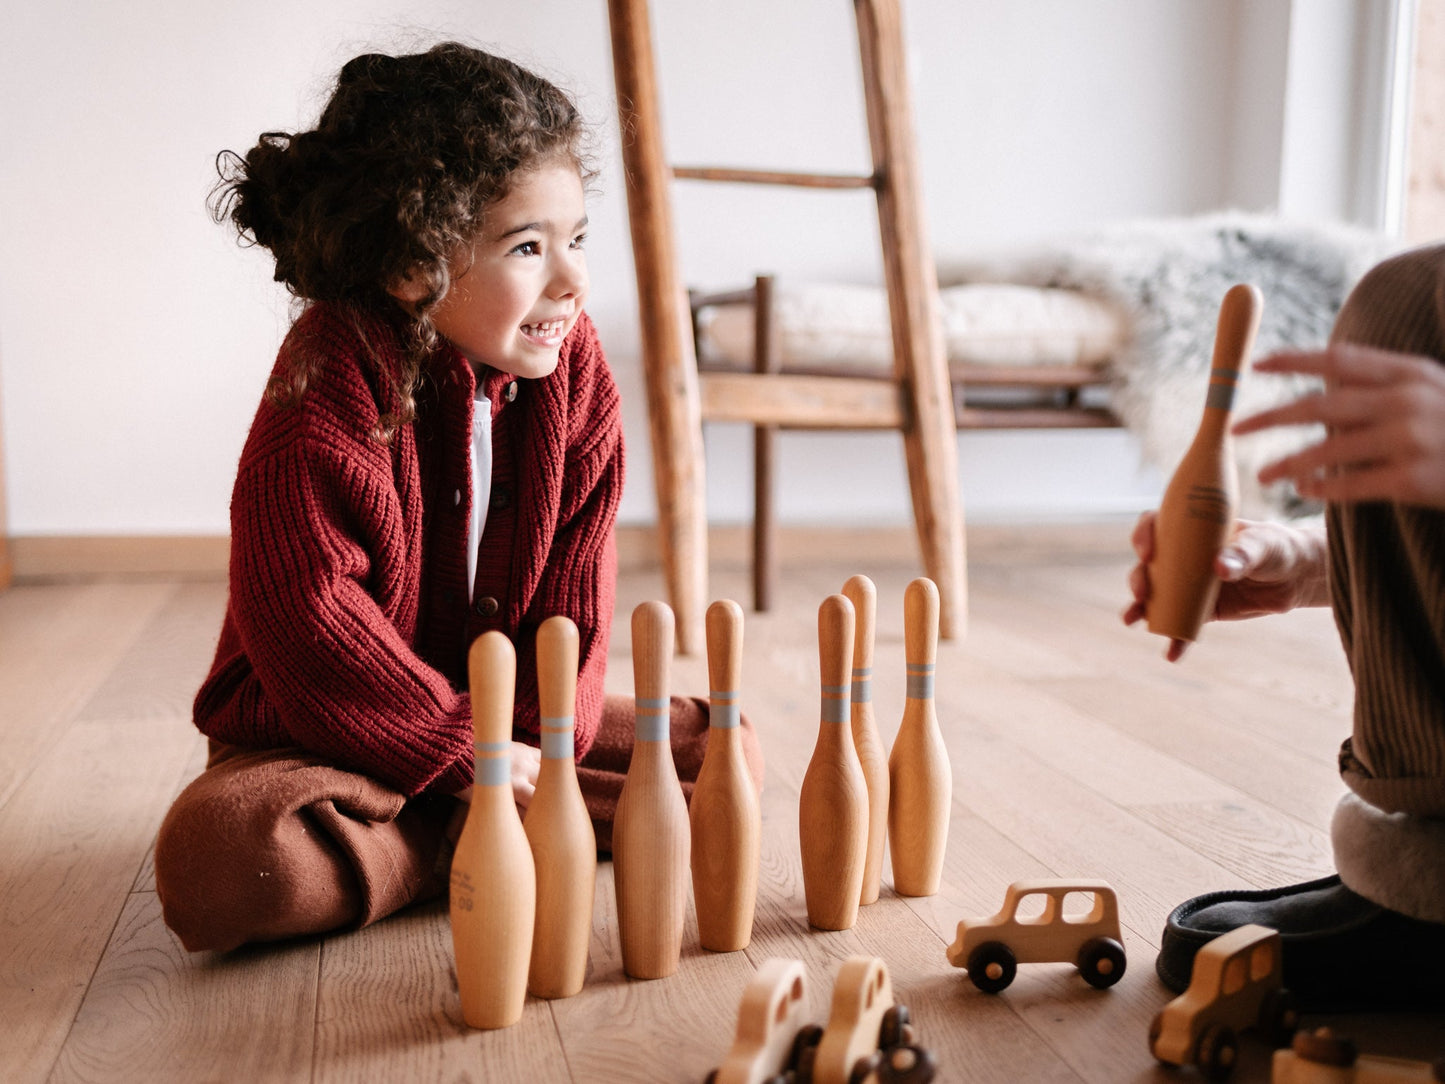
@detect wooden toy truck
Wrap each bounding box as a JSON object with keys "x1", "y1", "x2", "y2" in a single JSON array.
[
  {"x1": 945, "y1": 879, "x2": 1127, "y2": 993},
  {"x1": 706, "y1": 956, "x2": 935, "y2": 1084},
  {"x1": 1149, "y1": 924, "x2": 1298, "y2": 1080},
  {"x1": 1272, "y1": 1028, "x2": 1444, "y2": 1083}
]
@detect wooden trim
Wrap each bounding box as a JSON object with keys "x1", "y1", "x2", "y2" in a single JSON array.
[
  {"x1": 10, "y1": 535, "x2": 231, "y2": 580},
  {"x1": 671, "y1": 166, "x2": 876, "y2": 189},
  {"x1": 699, "y1": 372, "x2": 906, "y2": 428}
]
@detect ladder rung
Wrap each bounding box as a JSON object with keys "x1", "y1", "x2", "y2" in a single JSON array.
[{"x1": 671, "y1": 165, "x2": 876, "y2": 190}]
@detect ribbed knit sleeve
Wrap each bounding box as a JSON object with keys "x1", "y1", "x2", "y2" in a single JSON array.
[
  {"x1": 1327, "y1": 243, "x2": 1445, "y2": 817},
  {"x1": 195, "y1": 306, "x2": 472, "y2": 797}
]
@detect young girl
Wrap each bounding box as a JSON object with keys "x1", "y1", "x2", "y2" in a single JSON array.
[{"x1": 155, "y1": 43, "x2": 763, "y2": 954}]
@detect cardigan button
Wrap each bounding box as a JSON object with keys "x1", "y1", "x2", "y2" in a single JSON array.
[
  {"x1": 491, "y1": 485, "x2": 511, "y2": 510},
  {"x1": 505, "y1": 380, "x2": 518, "y2": 403},
  {"x1": 474, "y1": 596, "x2": 500, "y2": 618},
  {"x1": 453, "y1": 489, "x2": 462, "y2": 507}
]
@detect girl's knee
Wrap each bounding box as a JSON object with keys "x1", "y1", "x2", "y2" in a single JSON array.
[{"x1": 153, "y1": 767, "x2": 361, "y2": 952}]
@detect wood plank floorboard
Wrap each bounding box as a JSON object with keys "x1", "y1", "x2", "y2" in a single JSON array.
[{"x1": 1, "y1": 531, "x2": 1439, "y2": 1082}]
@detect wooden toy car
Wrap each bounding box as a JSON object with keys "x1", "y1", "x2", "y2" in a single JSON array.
[
  {"x1": 1271, "y1": 1028, "x2": 1445, "y2": 1083},
  {"x1": 1149, "y1": 924, "x2": 1299, "y2": 1081},
  {"x1": 708, "y1": 958, "x2": 812, "y2": 1084},
  {"x1": 808, "y1": 956, "x2": 935, "y2": 1084},
  {"x1": 945, "y1": 879, "x2": 1127, "y2": 993},
  {"x1": 706, "y1": 956, "x2": 936, "y2": 1084}
]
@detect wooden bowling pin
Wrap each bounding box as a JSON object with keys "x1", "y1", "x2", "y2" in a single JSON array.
[
  {"x1": 1147, "y1": 283, "x2": 1262, "y2": 643},
  {"x1": 799, "y1": 594, "x2": 869, "y2": 931},
  {"x1": 450, "y1": 631, "x2": 536, "y2": 1029},
  {"x1": 613, "y1": 600, "x2": 691, "y2": 979},
  {"x1": 841, "y1": 575, "x2": 888, "y2": 906},
  {"x1": 690, "y1": 599, "x2": 762, "y2": 952},
  {"x1": 523, "y1": 615, "x2": 596, "y2": 999},
  {"x1": 888, "y1": 577, "x2": 951, "y2": 897}
]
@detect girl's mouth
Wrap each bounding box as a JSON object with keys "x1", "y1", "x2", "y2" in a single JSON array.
[{"x1": 520, "y1": 317, "x2": 568, "y2": 346}]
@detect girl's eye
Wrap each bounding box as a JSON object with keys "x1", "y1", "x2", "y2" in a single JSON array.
[
  {"x1": 510, "y1": 240, "x2": 541, "y2": 256},
  {"x1": 570, "y1": 233, "x2": 587, "y2": 251}
]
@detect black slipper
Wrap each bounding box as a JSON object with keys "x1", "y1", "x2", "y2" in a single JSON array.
[{"x1": 1157, "y1": 875, "x2": 1445, "y2": 1012}]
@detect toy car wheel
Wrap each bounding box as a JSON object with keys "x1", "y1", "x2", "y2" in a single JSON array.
[
  {"x1": 1290, "y1": 1027, "x2": 1356, "y2": 1066},
  {"x1": 879, "y1": 1004, "x2": 910, "y2": 1049},
  {"x1": 875, "y1": 1044, "x2": 938, "y2": 1083},
  {"x1": 1076, "y1": 936, "x2": 1126, "y2": 989},
  {"x1": 1259, "y1": 988, "x2": 1299, "y2": 1048},
  {"x1": 1195, "y1": 1023, "x2": 1239, "y2": 1082},
  {"x1": 966, "y1": 941, "x2": 1017, "y2": 993},
  {"x1": 785, "y1": 1024, "x2": 824, "y2": 1071},
  {"x1": 847, "y1": 1050, "x2": 884, "y2": 1084}
]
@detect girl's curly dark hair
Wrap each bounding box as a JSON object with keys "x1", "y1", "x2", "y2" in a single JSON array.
[{"x1": 211, "y1": 43, "x2": 590, "y2": 440}]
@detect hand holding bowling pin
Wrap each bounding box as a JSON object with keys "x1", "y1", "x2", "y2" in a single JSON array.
[{"x1": 1124, "y1": 513, "x2": 1330, "y2": 659}]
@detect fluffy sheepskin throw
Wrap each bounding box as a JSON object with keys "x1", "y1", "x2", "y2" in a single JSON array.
[{"x1": 939, "y1": 212, "x2": 1398, "y2": 519}]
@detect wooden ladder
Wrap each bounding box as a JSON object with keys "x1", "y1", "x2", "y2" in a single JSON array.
[{"x1": 607, "y1": 0, "x2": 965, "y2": 654}]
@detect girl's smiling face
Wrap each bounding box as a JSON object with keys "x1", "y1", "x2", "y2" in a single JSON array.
[{"x1": 417, "y1": 161, "x2": 589, "y2": 379}]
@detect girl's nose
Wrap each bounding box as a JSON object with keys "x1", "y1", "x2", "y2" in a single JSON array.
[{"x1": 549, "y1": 251, "x2": 588, "y2": 299}]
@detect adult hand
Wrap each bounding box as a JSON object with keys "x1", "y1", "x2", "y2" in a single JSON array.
[
  {"x1": 1236, "y1": 344, "x2": 1445, "y2": 510},
  {"x1": 1123, "y1": 512, "x2": 1329, "y2": 662}
]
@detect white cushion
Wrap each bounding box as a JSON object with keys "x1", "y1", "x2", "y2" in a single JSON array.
[{"x1": 695, "y1": 281, "x2": 1126, "y2": 375}]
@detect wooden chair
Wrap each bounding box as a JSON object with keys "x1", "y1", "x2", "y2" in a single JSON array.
[
  {"x1": 689, "y1": 274, "x2": 1122, "y2": 611},
  {"x1": 607, "y1": 0, "x2": 965, "y2": 654}
]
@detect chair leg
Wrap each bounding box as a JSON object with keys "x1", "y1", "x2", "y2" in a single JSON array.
[
  {"x1": 608, "y1": 0, "x2": 709, "y2": 654},
  {"x1": 752, "y1": 274, "x2": 779, "y2": 613},
  {"x1": 856, "y1": 0, "x2": 966, "y2": 638},
  {"x1": 753, "y1": 426, "x2": 775, "y2": 612}
]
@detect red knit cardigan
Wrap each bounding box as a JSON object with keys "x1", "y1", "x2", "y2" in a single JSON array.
[{"x1": 193, "y1": 302, "x2": 623, "y2": 797}]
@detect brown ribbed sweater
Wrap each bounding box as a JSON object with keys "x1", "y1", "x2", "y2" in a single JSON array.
[
  {"x1": 193, "y1": 303, "x2": 623, "y2": 798},
  {"x1": 1327, "y1": 243, "x2": 1445, "y2": 817}
]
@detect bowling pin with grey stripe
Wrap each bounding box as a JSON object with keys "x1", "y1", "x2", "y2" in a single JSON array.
[
  {"x1": 799, "y1": 594, "x2": 868, "y2": 930},
  {"x1": 842, "y1": 574, "x2": 889, "y2": 905},
  {"x1": 614, "y1": 601, "x2": 691, "y2": 979},
  {"x1": 450, "y1": 631, "x2": 536, "y2": 1028},
  {"x1": 690, "y1": 599, "x2": 761, "y2": 951},
  {"x1": 888, "y1": 577, "x2": 952, "y2": 897},
  {"x1": 524, "y1": 615, "x2": 596, "y2": 999}
]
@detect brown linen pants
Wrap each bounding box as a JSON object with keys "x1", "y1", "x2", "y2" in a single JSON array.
[{"x1": 154, "y1": 694, "x2": 763, "y2": 953}]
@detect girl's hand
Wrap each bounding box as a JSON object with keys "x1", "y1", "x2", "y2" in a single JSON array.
[
  {"x1": 451, "y1": 740, "x2": 542, "y2": 813},
  {"x1": 508, "y1": 740, "x2": 541, "y2": 812},
  {"x1": 1236, "y1": 345, "x2": 1445, "y2": 510},
  {"x1": 1123, "y1": 512, "x2": 1329, "y2": 662}
]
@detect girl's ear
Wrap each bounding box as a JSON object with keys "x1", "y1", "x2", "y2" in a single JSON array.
[{"x1": 386, "y1": 268, "x2": 431, "y2": 305}]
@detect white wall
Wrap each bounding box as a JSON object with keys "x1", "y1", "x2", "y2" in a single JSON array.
[{"x1": 0, "y1": 0, "x2": 1404, "y2": 536}]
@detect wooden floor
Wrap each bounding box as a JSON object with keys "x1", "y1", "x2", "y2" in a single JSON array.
[{"x1": 2, "y1": 526, "x2": 1439, "y2": 1083}]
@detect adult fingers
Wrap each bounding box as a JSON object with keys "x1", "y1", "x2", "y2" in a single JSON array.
[
  {"x1": 1233, "y1": 386, "x2": 1402, "y2": 436},
  {"x1": 1255, "y1": 427, "x2": 1397, "y2": 487},
  {"x1": 1253, "y1": 344, "x2": 1436, "y2": 386}
]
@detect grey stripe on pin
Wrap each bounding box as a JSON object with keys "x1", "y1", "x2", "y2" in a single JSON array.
[
  {"x1": 1206, "y1": 383, "x2": 1236, "y2": 411},
  {"x1": 710, "y1": 703, "x2": 741, "y2": 729},
  {"x1": 476, "y1": 758, "x2": 510, "y2": 787},
  {"x1": 822, "y1": 698, "x2": 849, "y2": 724},
  {"x1": 474, "y1": 740, "x2": 510, "y2": 754},
  {"x1": 541, "y1": 715, "x2": 573, "y2": 731},
  {"x1": 541, "y1": 730, "x2": 573, "y2": 759},
  {"x1": 907, "y1": 673, "x2": 935, "y2": 699},
  {"x1": 637, "y1": 715, "x2": 670, "y2": 742}
]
